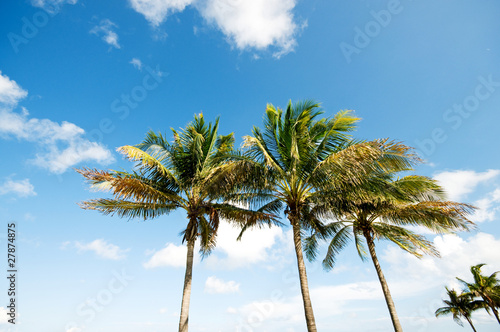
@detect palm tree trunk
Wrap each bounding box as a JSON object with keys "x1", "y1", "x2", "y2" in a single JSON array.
[
  {"x1": 364, "y1": 232, "x2": 403, "y2": 332},
  {"x1": 291, "y1": 218, "x2": 317, "y2": 332},
  {"x1": 465, "y1": 316, "x2": 478, "y2": 332},
  {"x1": 491, "y1": 306, "x2": 500, "y2": 325},
  {"x1": 178, "y1": 239, "x2": 195, "y2": 332},
  {"x1": 484, "y1": 296, "x2": 500, "y2": 325}
]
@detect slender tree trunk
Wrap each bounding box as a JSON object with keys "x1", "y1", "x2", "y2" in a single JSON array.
[
  {"x1": 364, "y1": 232, "x2": 403, "y2": 332},
  {"x1": 491, "y1": 306, "x2": 500, "y2": 325},
  {"x1": 178, "y1": 239, "x2": 195, "y2": 332},
  {"x1": 291, "y1": 218, "x2": 317, "y2": 332},
  {"x1": 484, "y1": 296, "x2": 500, "y2": 325},
  {"x1": 465, "y1": 316, "x2": 478, "y2": 332}
]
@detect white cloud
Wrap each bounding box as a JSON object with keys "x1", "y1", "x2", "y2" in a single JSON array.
[
  {"x1": 130, "y1": 58, "x2": 143, "y2": 70},
  {"x1": 0, "y1": 178, "x2": 36, "y2": 197},
  {"x1": 60, "y1": 241, "x2": 71, "y2": 249},
  {"x1": 24, "y1": 212, "x2": 36, "y2": 221},
  {"x1": 66, "y1": 328, "x2": 82, "y2": 332},
  {"x1": 74, "y1": 239, "x2": 129, "y2": 260},
  {"x1": 0, "y1": 71, "x2": 28, "y2": 105},
  {"x1": 471, "y1": 188, "x2": 500, "y2": 223},
  {"x1": 90, "y1": 19, "x2": 121, "y2": 49},
  {"x1": 144, "y1": 242, "x2": 197, "y2": 268},
  {"x1": 433, "y1": 169, "x2": 500, "y2": 201},
  {"x1": 144, "y1": 219, "x2": 283, "y2": 269},
  {"x1": 65, "y1": 326, "x2": 83, "y2": 332},
  {"x1": 31, "y1": 0, "x2": 77, "y2": 12},
  {"x1": 205, "y1": 219, "x2": 284, "y2": 269},
  {"x1": 129, "y1": 0, "x2": 300, "y2": 57},
  {"x1": 199, "y1": 0, "x2": 299, "y2": 57},
  {"x1": 128, "y1": 0, "x2": 194, "y2": 27},
  {"x1": 31, "y1": 138, "x2": 114, "y2": 173},
  {"x1": 204, "y1": 276, "x2": 240, "y2": 294},
  {"x1": 0, "y1": 72, "x2": 114, "y2": 173},
  {"x1": 0, "y1": 307, "x2": 9, "y2": 323},
  {"x1": 382, "y1": 232, "x2": 500, "y2": 290},
  {"x1": 227, "y1": 232, "x2": 500, "y2": 331}
]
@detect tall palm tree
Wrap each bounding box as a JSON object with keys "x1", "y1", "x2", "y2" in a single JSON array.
[
  {"x1": 435, "y1": 287, "x2": 483, "y2": 332},
  {"x1": 76, "y1": 114, "x2": 277, "y2": 332},
  {"x1": 458, "y1": 264, "x2": 500, "y2": 325},
  {"x1": 237, "y1": 100, "x2": 415, "y2": 332},
  {"x1": 305, "y1": 172, "x2": 475, "y2": 332}
]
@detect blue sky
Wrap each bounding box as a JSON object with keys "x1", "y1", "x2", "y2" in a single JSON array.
[{"x1": 1, "y1": 0, "x2": 500, "y2": 331}]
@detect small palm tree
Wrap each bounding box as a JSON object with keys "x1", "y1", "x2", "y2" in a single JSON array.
[
  {"x1": 435, "y1": 287, "x2": 483, "y2": 332},
  {"x1": 305, "y1": 172, "x2": 475, "y2": 332},
  {"x1": 458, "y1": 264, "x2": 500, "y2": 325},
  {"x1": 77, "y1": 114, "x2": 277, "y2": 332},
  {"x1": 237, "y1": 100, "x2": 415, "y2": 332}
]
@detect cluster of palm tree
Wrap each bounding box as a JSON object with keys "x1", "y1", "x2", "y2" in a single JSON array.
[
  {"x1": 436, "y1": 264, "x2": 500, "y2": 331},
  {"x1": 77, "y1": 100, "x2": 476, "y2": 332}
]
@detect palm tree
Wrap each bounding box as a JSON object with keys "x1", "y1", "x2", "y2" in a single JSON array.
[
  {"x1": 435, "y1": 287, "x2": 483, "y2": 331},
  {"x1": 237, "y1": 100, "x2": 415, "y2": 332},
  {"x1": 76, "y1": 114, "x2": 277, "y2": 332},
  {"x1": 305, "y1": 172, "x2": 475, "y2": 332},
  {"x1": 458, "y1": 264, "x2": 500, "y2": 325}
]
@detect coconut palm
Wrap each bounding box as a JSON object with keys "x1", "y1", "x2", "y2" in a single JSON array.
[
  {"x1": 76, "y1": 114, "x2": 278, "y2": 332},
  {"x1": 236, "y1": 100, "x2": 415, "y2": 332},
  {"x1": 305, "y1": 172, "x2": 475, "y2": 332},
  {"x1": 458, "y1": 264, "x2": 500, "y2": 325},
  {"x1": 435, "y1": 287, "x2": 483, "y2": 331}
]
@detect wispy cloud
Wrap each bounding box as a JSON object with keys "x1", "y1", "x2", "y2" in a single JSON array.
[
  {"x1": 128, "y1": 0, "x2": 301, "y2": 58},
  {"x1": 130, "y1": 58, "x2": 143, "y2": 70},
  {"x1": 471, "y1": 188, "x2": 500, "y2": 223},
  {"x1": 433, "y1": 169, "x2": 500, "y2": 201},
  {"x1": 65, "y1": 325, "x2": 83, "y2": 332},
  {"x1": 128, "y1": 0, "x2": 194, "y2": 27},
  {"x1": 0, "y1": 70, "x2": 28, "y2": 105},
  {"x1": 90, "y1": 19, "x2": 121, "y2": 49},
  {"x1": 144, "y1": 242, "x2": 200, "y2": 268},
  {"x1": 204, "y1": 276, "x2": 240, "y2": 294},
  {"x1": 204, "y1": 219, "x2": 284, "y2": 269},
  {"x1": 0, "y1": 178, "x2": 36, "y2": 197},
  {"x1": 73, "y1": 239, "x2": 129, "y2": 260},
  {"x1": 31, "y1": 0, "x2": 78, "y2": 12},
  {"x1": 382, "y1": 232, "x2": 500, "y2": 289},
  {"x1": 0, "y1": 71, "x2": 114, "y2": 173}
]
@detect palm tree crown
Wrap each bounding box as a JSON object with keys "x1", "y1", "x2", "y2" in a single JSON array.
[
  {"x1": 77, "y1": 114, "x2": 277, "y2": 332},
  {"x1": 435, "y1": 287, "x2": 483, "y2": 332},
  {"x1": 458, "y1": 263, "x2": 500, "y2": 325},
  {"x1": 305, "y1": 168, "x2": 475, "y2": 332},
  {"x1": 237, "y1": 100, "x2": 416, "y2": 332}
]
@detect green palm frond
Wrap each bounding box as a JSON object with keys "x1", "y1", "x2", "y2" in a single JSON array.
[
  {"x1": 78, "y1": 113, "x2": 281, "y2": 256},
  {"x1": 79, "y1": 199, "x2": 178, "y2": 220},
  {"x1": 371, "y1": 222, "x2": 439, "y2": 258},
  {"x1": 322, "y1": 223, "x2": 352, "y2": 270},
  {"x1": 435, "y1": 287, "x2": 484, "y2": 327},
  {"x1": 381, "y1": 201, "x2": 476, "y2": 233}
]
